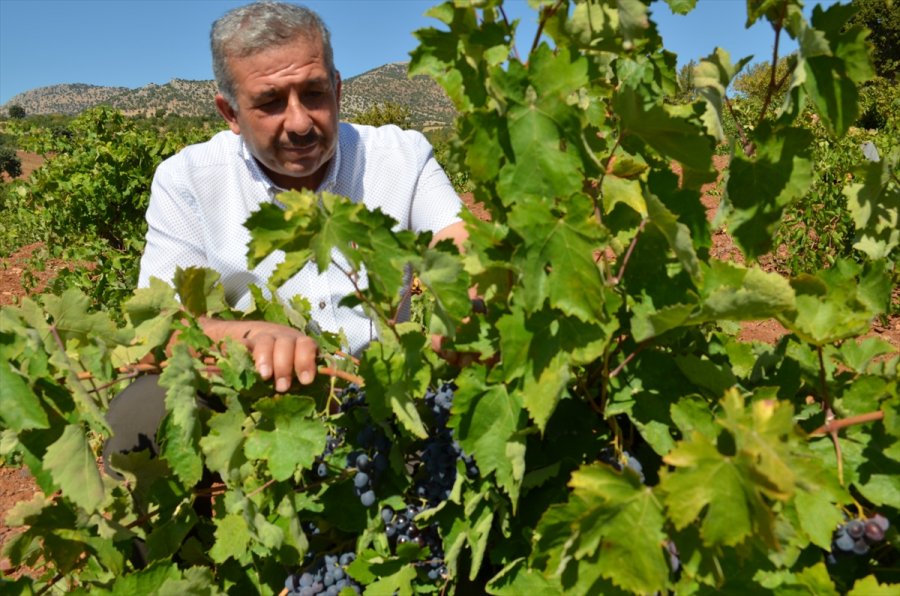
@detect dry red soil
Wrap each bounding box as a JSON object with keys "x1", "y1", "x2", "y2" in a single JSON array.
[{"x1": 1, "y1": 153, "x2": 897, "y2": 578}]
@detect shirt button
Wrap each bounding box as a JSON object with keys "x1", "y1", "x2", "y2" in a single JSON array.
[{"x1": 318, "y1": 301, "x2": 327, "y2": 310}]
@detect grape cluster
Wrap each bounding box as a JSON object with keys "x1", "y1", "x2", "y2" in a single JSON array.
[
  {"x1": 314, "y1": 434, "x2": 341, "y2": 479},
  {"x1": 381, "y1": 503, "x2": 447, "y2": 582},
  {"x1": 284, "y1": 552, "x2": 360, "y2": 595},
  {"x1": 599, "y1": 447, "x2": 645, "y2": 484},
  {"x1": 832, "y1": 514, "x2": 890, "y2": 556},
  {"x1": 417, "y1": 383, "x2": 479, "y2": 505},
  {"x1": 348, "y1": 424, "x2": 390, "y2": 508}
]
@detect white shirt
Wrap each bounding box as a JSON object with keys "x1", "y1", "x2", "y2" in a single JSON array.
[{"x1": 139, "y1": 123, "x2": 463, "y2": 354}]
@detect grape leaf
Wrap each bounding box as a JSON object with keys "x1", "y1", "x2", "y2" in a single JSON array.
[
  {"x1": 849, "y1": 576, "x2": 900, "y2": 596},
  {"x1": 173, "y1": 267, "x2": 228, "y2": 317},
  {"x1": 450, "y1": 366, "x2": 525, "y2": 504},
  {"x1": 43, "y1": 424, "x2": 105, "y2": 513},
  {"x1": 244, "y1": 395, "x2": 326, "y2": 481},
  {"x1": 199, "y1": 407, "x2": 247, "y2": 480},
  {"x1": 664, "y1": 0, "x2": 697, "y2": 16},
  {"x1": 533, "y1": 463, "x2": 669, "y2": 594},
  {"x1": 725, "y1": 124, "x2": 814, "y2": 259},
  {"x1": 507, "y1": 199, "x2": 607, "y2": 321},
  {"x1": 158, "y1": 344, "x2": 204, "y2": 487},
  {"x1": 844, "y1": 159, "x2": 900, "y2": 260},
  {"x1": 0, "y1": 361, "x2": 49, "y2": 431},
  {"x1": 614, "y1": 85, "x2": 714, "y2": 171},
  {"x1": 209, "y1": 513, "x2": 251, "y2": 564}
]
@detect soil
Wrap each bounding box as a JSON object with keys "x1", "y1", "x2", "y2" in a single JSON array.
[{"x1": 1, "y1": 153, "x2": 898, "y2": 578}]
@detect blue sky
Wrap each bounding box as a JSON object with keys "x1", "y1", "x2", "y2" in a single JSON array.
[{"x1": 0, "y1": 0, "x2": 832, "y2": 106}]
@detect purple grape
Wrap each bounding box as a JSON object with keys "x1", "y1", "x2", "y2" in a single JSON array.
[
  {"x1": 871, "y1": 513, "x2": 890, "y2": 532},
  {"x1": 834, "y1": 532, "x2": 855, "y2": 552},
  {"x1": 864, "y1": 520, "x2": 885, "y2": 542},
  {"x1": 846, "y1": 519, "x2": 865, "y2": 539},
  {"x1": 852, "y1": 538, "x2": 870, "y2": 555},
  {"x1": 360, "y1": 490, "x2": 376, "y2": 507}
]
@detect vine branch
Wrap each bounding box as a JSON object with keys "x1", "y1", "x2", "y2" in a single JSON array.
[
  {"x1": 810, "y1": 410, "x2": 885, "y2": 436},
  {"x1": 609, "y1": 218, "x2": 647, "y2": 286},
  {"x1": 755, "y1": 5, "x2": 786, "y2": 127}
]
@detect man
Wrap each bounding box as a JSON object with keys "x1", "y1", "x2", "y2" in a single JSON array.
[{"x1": 138, "y1": 1, "x2": 468, "y2": 392}]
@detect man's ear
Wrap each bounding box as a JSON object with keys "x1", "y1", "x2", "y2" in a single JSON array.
[{"x1": 215, "y1": 94, "x2": 241, "y2": 135}]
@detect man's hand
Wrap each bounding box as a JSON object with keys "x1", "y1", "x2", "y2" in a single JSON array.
[{"x1": 200, "y1": 318, "x2": 318, "y2": 392}]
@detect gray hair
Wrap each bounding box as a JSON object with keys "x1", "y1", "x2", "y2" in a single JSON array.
[{"x1": 211, "y1": 1, "x2": 336, "y2": 109}]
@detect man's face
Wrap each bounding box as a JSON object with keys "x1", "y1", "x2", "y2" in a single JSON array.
[{"x1": 216, "y1": 35, "x2": 341, "y2": 191}]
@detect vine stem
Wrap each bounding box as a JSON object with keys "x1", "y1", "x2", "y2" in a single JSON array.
[
  {"x1": 332, "y1": 260, "x2": 402, "y2": 344},
  {"x1": 755, "y1": 4, "x2": 785, "y2": 127},
  {"x1": 810, "y1": 410, "x2": 885, "y2": 436},
  {"x1": 725, "y1": 96, "x2": 755, "y2": 156},
  {"x1": 530, "y1": 0, "x2": 564, "y2": 56},
  {"x1": 815, "y1": 346, "x2": 845, "y2": 485},
  {"x1": 609, "y1": 218, "x2": 647, "y2": 285},
  {"x1": 497, "y1": 5, "x2": 521, "y2": 63}
]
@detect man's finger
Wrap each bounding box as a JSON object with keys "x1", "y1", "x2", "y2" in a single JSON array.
[{"x1": 294, "y1": 336, "x2": 319, "y2": 385}]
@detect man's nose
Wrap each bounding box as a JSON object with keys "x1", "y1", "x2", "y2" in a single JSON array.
[{"x1": 284, "y1": 94, "x2": 313, "y2": 134}]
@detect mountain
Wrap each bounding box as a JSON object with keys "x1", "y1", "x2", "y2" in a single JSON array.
[{"x1": 1, "y1": 63, "x2": 456, "y2": 129}]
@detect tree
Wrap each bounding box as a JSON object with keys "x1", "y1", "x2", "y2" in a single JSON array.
[
  {"x1": 674, "y1": 59, "x2": 698, "y2": 103},
  {"x1": 845, "y1": 0, "x2": 900, "y2": 80},
  {"x1": 0, "y1": 145, "x2": 22, "y2": 178},
  {"x1": 732, "y1": 55, "x2": 794, "y2": 112},
  {"x1": 349, "y1": 101, "x2": 412, "y2": 128},
  {"x1": 8, "y1": 104, "x2": 26, "y2": 119}
]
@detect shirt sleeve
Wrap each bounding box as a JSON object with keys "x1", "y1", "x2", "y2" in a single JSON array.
[
  {"x1": 408, "y1": 136, "x2": 464, "y2": 235},
  {"x1": 137, "y1": 159, "x2": 208, "y2": 288}
]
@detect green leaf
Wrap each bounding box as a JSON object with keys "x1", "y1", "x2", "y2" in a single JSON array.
[
  {"x1": 0, "y1": 361, "x2": 49, "y2": 431},
  {"x1": 173, "y1": 267, "x2": 227, "y2": 317},
  {"x1": 199, "y1": 407, "x2": 247, "y2": 480},
  {"x1": 496, "y1": 104, "x2": 583, "y2": 202},
  {"x1": 158, "y1": 344, "x2": 204, "y2": 487},
  {"x1": 615, "y1": 85, "x2": 714, "y2": 171},
  {"x1": 486, "y1": 557, "x2": 562, "y2": 595},
  {"x1": 497, "y1": 306, "x2": 610, "y2": 432},
  {"x1": 534, "y1": 463, "x2": 669, "y2": 594},
  {"x1": 662, "y1": 389, "x2": 802, "y2": 547},
  {"x1": 778, "y1": 261, "x2": 882, "y2": 345},
  {"x1": 507, "y1": 199, "x2": 607, "y2": 322},
  {"x1": 646, "y1": 193, "x2": 701, "y2": 284},
  {"x1": 208, "y1": 513, "x2": 251, "y2": 564},
  {"x1": 244, "y1": 395, "x2": 326, "y2": 481},
  {"x1": 725, "y1": 124, "x2": 814, "y2": 259},
  {"x1": 794, "y1": 489, "x2": 843, "y2": 550},
  {"x1": 693, "y1": 48, "x2": 754, "y2": 142},
  {"x1": 450, "y1": 366, "x2": 525, "y2": 505},
  {"x1": 43, "y1": 424, "x2": 105, "y2": 513},
  {"x1": 849, "y1": 576, "x2": 900, "y2": 596},
  {"x1": 358, "y1": 332, "x2": 430, "y2": 439},
  {"x1": 844, "y1": 159, "x2": 900, "y2": 260},
  {"x1": 664, "y1": 0, "x2": 697, "y2": 16},
  {"x1": 696, "y1": 261, "x2": 796, "y2": 321},
  {"x1": 800, "y1": 2, "x2": 875, "y2": 136}
]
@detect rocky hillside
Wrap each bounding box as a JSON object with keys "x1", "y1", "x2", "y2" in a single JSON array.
[{"x1": 1, "y1": 63, "x2": 456, "y2": 129}]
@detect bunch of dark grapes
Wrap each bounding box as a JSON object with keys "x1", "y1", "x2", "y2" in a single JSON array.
[
  {"x1": 338, "y1": 384, "x2": 366, "y2": 412},
  {"x1": 417, "y1": 383, "x2": 479, "y2": 506},
  {"x1": 314, "y1": 433, "x2": 342, "y2": 479},
  {"x1": 599, "y1": 447, "x2": 645, "y2": 484},
  {"x1": 831, "y1": 513, "x2": 891, "y2": 557},
  {"x1": 347, "y1": 424, "x2": 389, "y2": 508},
  {"x1": 284, "y1": 552, "x2": 360, "y2": 595},
  {"x1": 381, "y1": 504, "x2": 447, "y2": 582}
]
